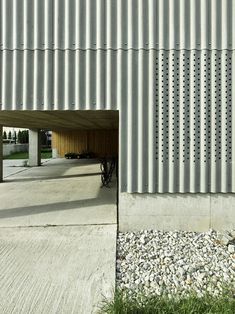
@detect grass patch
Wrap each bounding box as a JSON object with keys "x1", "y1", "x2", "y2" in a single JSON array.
[
  {"x1": 4, "y1": 151, "x2": 29, "y2": 160},
  {"x1": 4, "y1": 149, "x2": 52, "y2": 160},
  {"x1": 41, "y1": 148, "x2": 52, "y2": 159},
  {"x1": 100, "y1": 290, "x2": 235, "y2": 314}
]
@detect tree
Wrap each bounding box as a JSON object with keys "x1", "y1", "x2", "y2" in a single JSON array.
[
  {"x1": 3, "y1": 131, "x2": 7, "y2": 140},
  {"x1": 16, "y1": 130, "x2": 29, "y2": 144},
  {"x1": 17, "y1": 130, "x2": 22, "y2": 143},
  {"x1": 13, "y1": 131, "x2": 17, "y2": 144},
  {"x1": 8, "y1": 131, "x2": 12, "y2": 140},
  {"x1": 41, "y1": 130, "x2": 48, "y2": 146},
  {"x1": 22, "y1": 130, "x2": 29, "y2": 143}
]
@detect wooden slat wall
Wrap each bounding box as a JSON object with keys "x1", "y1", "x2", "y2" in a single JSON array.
[{"x1": 52, "y1": 130, "x2": 118, "y2": 157}]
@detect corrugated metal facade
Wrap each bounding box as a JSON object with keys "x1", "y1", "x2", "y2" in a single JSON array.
[
  {"x1": 1, "y1": 0, "x2": 235, "y2": 50},
  {"x1": 0, "y1": 0, "x2": 235, "y2": 193}
]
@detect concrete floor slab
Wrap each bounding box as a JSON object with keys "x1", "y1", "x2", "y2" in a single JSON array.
[
  {"x1": 0, "y1": 159, "x2": 117, "y2": 227},
  {"x1": 0, "y1": 225, "x2": 116, "y2": 314},
  {"x1": 3, "y1": 159, "x2": 51, "y2": 178},
  {"x1": 0, "y1": 158, "x2": 117, "y2": 313}
]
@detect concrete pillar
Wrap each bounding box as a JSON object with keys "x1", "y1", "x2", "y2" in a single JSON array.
[
  {"x1": 0, "y1": 126, "x2": 3, "y2": 182},
  {"x1": 29, "y1": 129, "x2": 41, "y2": 166}
]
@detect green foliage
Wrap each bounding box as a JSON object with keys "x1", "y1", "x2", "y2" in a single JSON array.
[
  {"x1": 17, "y1": 130, "x2": 29, "y2": 144},
  {"x1": 100, "y1": 289, "x2": 235, "y2": 314},
  {"x1": 40, "y1": 130, "x2": 48, "y2": 146},
  {"x1": 8, "y1": 131, "x2": 12, "y2": 140},
  {"x1": 3, "y1": 131, "x2": 7, "y2": 139},
  {"x1": 4, "y1": 149, "x2": 52, "y2": 160}
]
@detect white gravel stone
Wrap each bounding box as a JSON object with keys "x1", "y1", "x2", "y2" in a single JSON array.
[
  {"x1": 228, "y1": 244, "x2": 235, "y2": 254},
  {"x1": 116, "y1": 230, "x2": 235, "y2": 298}
]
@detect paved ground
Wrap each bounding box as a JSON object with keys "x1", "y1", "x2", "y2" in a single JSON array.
[
  {"x1": 3, "y1": 159, "x2": 51, "y2": 178},
  {"x1": 0, "y1": 159, "x2": 117, "y2": 313},
  {"x1": 1, "y1": 159, "x2": 116, "y2": 227}
]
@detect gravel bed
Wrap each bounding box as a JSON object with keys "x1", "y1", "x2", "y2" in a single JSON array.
[{"x1": 116, "y1": 230, "x2": 235, "y2": 298}]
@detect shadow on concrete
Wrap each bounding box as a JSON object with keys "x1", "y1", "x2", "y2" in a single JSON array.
[
  {"x1": 0, "y1": 195, "x2": 114, "y2": 219},
  {"x1": 5, "y1": 172, "x2": 102, "y2": 183}
]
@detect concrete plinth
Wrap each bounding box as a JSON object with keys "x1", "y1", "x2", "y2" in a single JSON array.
[
  {"x1": 0, "y1": 126, "x2": 2, "y2": 182},
  {"x1": 29, "y1": 129, "x2": 41, "y2": 167},
  {"x1": 119, "y1": 193, "x2": 235, "y2": 232}
]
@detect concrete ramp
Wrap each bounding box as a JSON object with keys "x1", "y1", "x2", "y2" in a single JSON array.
[{"x1": 0, "y1": 159, "x2": 117, "y2": 313}]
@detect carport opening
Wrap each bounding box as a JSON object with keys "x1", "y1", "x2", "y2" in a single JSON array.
[
  {"x1": 51, "y1": 110, "x2": 119, "y2": 188},
  {"x1": 1, "y1": 110, "x2": 119, "y2": 226}
]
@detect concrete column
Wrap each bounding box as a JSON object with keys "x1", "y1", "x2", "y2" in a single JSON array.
[
  {"x1": 29, "y1": 129, "x2": 41, "y2": 166},
  {"x1": 0, "y1": 126, "x2": 3, "y2": 182}
]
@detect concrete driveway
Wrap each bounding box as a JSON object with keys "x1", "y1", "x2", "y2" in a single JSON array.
[{"x1": 0, "y1": 159, "x2": 117, "y2": 313}]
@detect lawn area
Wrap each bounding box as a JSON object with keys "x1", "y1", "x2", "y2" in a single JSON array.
[
  {"x1": 100, "y1": 290, "x2": 235, "y2": 314},
  {"x1": 4, "y1": 149, "x2": 52, "y2": 160}
]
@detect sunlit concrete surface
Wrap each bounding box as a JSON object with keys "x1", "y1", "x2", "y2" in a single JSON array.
[
  {"x1": 1, "y1": 159, "x2": 117, "y2": 227},
  {"x1": 0, "y1": 159, "x2": 117, "y2": 313},
  {"x1": 0, "y1": 225, "x2": 116, "y2": 314},
  {"x1": 3, "y1": 159, "x2": 50, "y2": 178}
]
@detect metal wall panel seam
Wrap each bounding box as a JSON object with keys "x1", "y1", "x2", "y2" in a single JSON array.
[
  {"x1": 200, "y1": 51, "x2": 207, "y2": 192},
  {"x1": 168, "y1": 50, "x2": 175, "y2": 192},
  {"x1": 147, "y1": 0, "x2": 156, "y2": 193},
  {"x1": 137, "y1": 0, "x2": 144, "y2": 193},
  {"x1": 179, "y1": 51, "x2": 185, "y2": 192},
  {"x1": 1, "y1": 51, "x2": 8, "y2": 109},
  {"x1": 64, "y1": 0, "x2": 70, "y2": 50},
  {"x1": 11, "y1": 50, "x2": 18, "y2": 110},
  {"x1": 118, "y1": 51, "x2": 127, "y2": 192},
  {"x1": 96, "y1": 50, "x2": 102, "y2": 110},
  {"x1": 21, "y1": 50, "x2": 27, "y2": 110},
  {"x1": 85, "y1": 50, "x2": 91, "y2": 110},
  {"x1": 232, "y1": 51, "x2": 235, "y2": 191},
  {"x1": 74, "y1": 50, "x2": 80, "y2": 110},
  {"x1": 157, "y1": 50, "x2": 164, "y2": 193},
  {"x1": 64, "y1": 50, "x2": 70, "y2": 110},
  {"x1": 215, "y1": 51, "x2": 222, "y2": 192},
  {"x1": 210, "y1": 50, "x2": 216, "y2": 192},
  {"x1": 200, "y1": 0, "x2": 208, "y2": 54},
  {"x1": 54, "y1": 0, "x2": 60, "y2": 52},
  {"x1": 168, "y1": 0, "x2": 175, "y2": 192},
  {"x1": 137, "y1": 50, "x2": 144, "y2": 192},
  {"x1": 105, "y1": 50, "x2": 111, "y2": 110},
  {"x1": 189, "y1": 51, "x2": 196, "y2": 192},
  {"x1": 43, "y1": 50, "x2": 52, "y2": 110},
  {"x1": 221, "y1": 53, "x2": 227, "y2": 192},
  {"x1": 53, "y1": 50, "x2": 59, "y2": 110},
  {"x1": 221, "y1": 0, "x2": 228, "y2": 49},
  {"x1": 127, "y1": 51, "x2": 133, "y2": 193},
  {"x1": 45, "y1": 0, "x2": 53, "y2": 50},
  {"x1": 148, "y1": 50, "x2": 156, "y2": 193}
]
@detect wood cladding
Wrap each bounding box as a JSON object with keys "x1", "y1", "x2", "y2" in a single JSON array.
[{"x1": 52, "y1": 130, "x2": 118, "y2": 158}]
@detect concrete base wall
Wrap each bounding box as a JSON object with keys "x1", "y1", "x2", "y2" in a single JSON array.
[
  {"x1": 119, "y1": 193, "x2": 235, "y2": 232},
  {"x1": 3, "y1": 144, "x2": 28, "y2": 157}
]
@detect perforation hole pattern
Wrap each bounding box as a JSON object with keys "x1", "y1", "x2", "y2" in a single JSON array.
[{"x1": 155, "y1": 51, "x2": 233, "y2": 164}]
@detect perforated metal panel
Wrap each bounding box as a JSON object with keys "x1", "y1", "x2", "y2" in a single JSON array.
[
  {"x1": 155, "y1": 51, "x2": 233, "y2": 165},
  {"x1": 119, "y1": 50, "x2": 235, "y2": 193}
]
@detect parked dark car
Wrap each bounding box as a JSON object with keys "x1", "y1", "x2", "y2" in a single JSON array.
[{"x1": 65, "y1": 151, "x2": 95, "y2": 159}]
